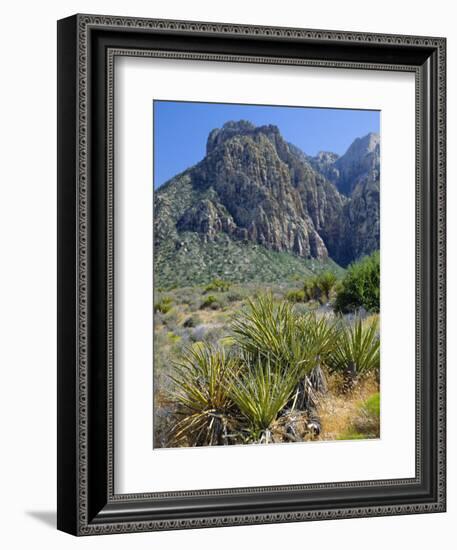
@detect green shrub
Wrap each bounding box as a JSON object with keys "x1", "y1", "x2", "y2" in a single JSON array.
[
  {"x1": 286, "y1": 289, "x2": 306, "y2": 303},
  {"x1": 361, "y1": 392, "x2": 380, "y2": 418},
  {"x1": 200, "y1": 295, "x2": 220, "y2": 310},
  {"x1": 226, "y1": 290, "x2": 243, "y2": 303},
  {"x1": 204, "y1": 278, "x2": 231, "y2": 293},
  {"x1": 334, "y1": 252, "x2": 380, "y2": 313},
  {"x1": 154, "y1": 296, "x2": 173, "y2": 314},
  {"x1": 338, "y1": 392, "x2": 381, "y2": 440},
  {"x1": 167, "y1": 332, "x2": 182, "y2": 344},
  {"x1": 182, "y1": 315, "x2": 201, "y2": 328}
]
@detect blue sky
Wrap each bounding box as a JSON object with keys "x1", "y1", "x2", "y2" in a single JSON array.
[{"x1": 154, "y1": 101, "x2": 380, "y2": 188}]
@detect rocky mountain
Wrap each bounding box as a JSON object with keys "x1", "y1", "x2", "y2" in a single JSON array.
[{"x1": 154, "y1": 120, "x2": 380, "y2": 288}]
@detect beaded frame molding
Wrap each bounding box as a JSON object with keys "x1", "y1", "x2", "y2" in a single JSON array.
[{"x1": 57, "y1": 14, "x2": 446, "y2": 536}]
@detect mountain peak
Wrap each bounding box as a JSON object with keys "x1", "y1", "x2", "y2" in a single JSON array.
[
  {"x1": 333, "y1": 132, "x2": 380, "y2": 195},
  {"x1": 154, "y1": 122, "x2": 380, "y2": 286},
  {"x1": 221, "y1": 119, "x2": 256, "y2": 132},
  {"x1": 346, "y1": 132, "x2": 380, "y2": 155},
  {"x1": 206, "y1": 120, "x2": 283, "y2": 154}
]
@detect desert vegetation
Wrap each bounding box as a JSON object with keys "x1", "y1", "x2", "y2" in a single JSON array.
[{"x1": 154, "y1": 252, "x2": 380, "y2": 447}]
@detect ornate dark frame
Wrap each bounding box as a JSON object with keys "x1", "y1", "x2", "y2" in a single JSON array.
[{"x1": 57, "y1": 14, "x2": 446, "y2": 536}]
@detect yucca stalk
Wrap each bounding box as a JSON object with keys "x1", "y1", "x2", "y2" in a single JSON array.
[
  {"x1": 328, "y1": 317, "x2": 380, "y2": 388},
  {"x1": 168, "y1": 344, "x2": 239, "y2": 446},
  {"x1": 229, "y1": 353, "x2": 300, "y2": 443}
]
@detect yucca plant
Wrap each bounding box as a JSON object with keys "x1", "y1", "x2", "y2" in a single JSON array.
[
  {"x1": 328, "y1": 317, "x2": 380, "y2": 389},
  {"x1": 168, "y1": 343, "x2": 239, "y2": 446},
  {"x1": 303, "y1": 277, "x2": 320, "y2": 302},
  {"x1": 295, "y1": 313, "x2": 338, "y2": 366},
  {"x1": 316, "y1": 271, "x2": 337, "y2": 302},
  {"x1": 231, "y1": 293, "x2": 313, "y2": 375},
  {"x1": 288, "y1": 313, "x2": 338, "y2": 407},
  {"x1": 229, "y1": 353, "x2": 300, "y2": 443}
]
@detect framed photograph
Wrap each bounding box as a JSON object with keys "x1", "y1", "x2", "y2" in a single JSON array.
[{"x1": 57, "y1": 14, "x2": 446, "y2": 535}]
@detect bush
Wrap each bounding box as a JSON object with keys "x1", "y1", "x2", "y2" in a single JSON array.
[
  {"x1": 286, "y1": 289, "x2": 306, "y2": 303},
  {"x1": 200, "y1": 295, "x2": 220, "y2": 310},
  {"x1": 182, "y1": 315, "x2": 201, "y2": 328},
  {"x1": 362, "y1": 392, "x2": 380, "y2": 418},
  {"x1": 338, "y1": 392, "x2": 381, "y2": 440},
  {"x1": 334, "y1": 252, "x2": 380, "y2": 313},
  {"x1": 204, "y1": 278, "x2": 231, "y2": 293},
  {"x1": 154, "y1": 296, "x2": 173, "y2": 314},
  {"x1": 226, "y1": 290, "x2": 243, "y2": 303}
]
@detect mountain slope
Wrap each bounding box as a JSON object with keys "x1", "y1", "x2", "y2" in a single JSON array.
[{"x1": 154, "y1": 120, "x2": 380, "y2": 288}]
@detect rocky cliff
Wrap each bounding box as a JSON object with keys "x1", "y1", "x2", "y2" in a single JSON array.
[{"x1": 154, "y1": 120, "x2": 380, "y2": 287}]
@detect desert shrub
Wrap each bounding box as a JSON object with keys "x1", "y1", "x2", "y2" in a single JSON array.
[
  {"x1": 204, "y1": 278, "x2": 231, "y2": 293},
  {"x1": 338, "y1": 392, "x2": 380, "y2": 440},
  {"x1": 168, "y1": 344, "x2": 239, "y2": 446},
  {"x1": 362, "y1": 392, "x2": 380, "y2": 418},
  {"x1": 200, "y1": 295, "x2": 220, "y2": 310},
  {"x1": 167, "y1": 332, "x2": 181, "y2": 344},
  {"x1": 154, "y1": 296, "x2": 173, "y2": 314},
  {"x1": 286, "y1": 289, "x2": 306, "y2": 303},
  {"x1": 176, "y1": 287, "x2": 201, "y2": 308},
  {"x1": 190, "y1": 324, "x2": 226, "y2": 345},
  {"x1": 162, "y1": 308, "x2": 179, "y2": 330},
  {"x1": 226, "y1": 290, "x2": 243, "y2": 303},
  {"x1": 334, "y1": 252, "x2": 380, "y2": 313},
  {"x1": 183, "y1": 315, "x2": 201, "y2": 328}
]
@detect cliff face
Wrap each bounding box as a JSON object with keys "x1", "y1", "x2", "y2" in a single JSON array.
[{"x1": 154, "y1": 120, "x2": 380, "y2": 286}]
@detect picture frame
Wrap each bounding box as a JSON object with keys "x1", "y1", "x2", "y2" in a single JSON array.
[{"x1": 57, "y1": 13, "x2": 446, "y2": 535}]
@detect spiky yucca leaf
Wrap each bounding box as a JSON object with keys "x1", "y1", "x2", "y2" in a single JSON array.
[
  {"x1": 168, "y1": 344, "x2": 239, "y2": 446},
  {"x1": 229, "y1": 354, "x2": 300, "y2": 443},
  {"x1": 231, "y1": 293, "x2": 315, "y2": 375},
  {"x1": 328, "y1": 317, "x2": 380, "y2": 376},
  {"x1": 295, "y1": 313, "x2": 338, "y2": 367}
]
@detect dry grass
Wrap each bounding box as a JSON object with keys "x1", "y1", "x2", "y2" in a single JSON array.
[{"x1": 316, "y1": 372, "x2": 380, "y2": 441}]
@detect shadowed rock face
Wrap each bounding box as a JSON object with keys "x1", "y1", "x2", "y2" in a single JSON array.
[{"x1": 154, "y1": 120, "x2": 380, "y2": 273}]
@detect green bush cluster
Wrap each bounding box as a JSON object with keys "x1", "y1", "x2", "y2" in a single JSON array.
[
  {"x1": 200, "y1": 295, "x2": 220, "y2": 310},
  {"x1": 154, "y1": 296, "x2": 173, "y2": 314},
  {"x1": 285, "y1": 289, "x2": 306, "y2": 303},
  {"x1": 334, "y1": 252, "x2": 380, "y2": 313},
  {"x1": 204, "y1": 278, "x2": 231, "y2": 293},
  {"x1": 182, "y1": 315, "x2": 201, "y2": 328},
  {"x1": 285, "y1": 271, "x2": 338, "y2": 304}
]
